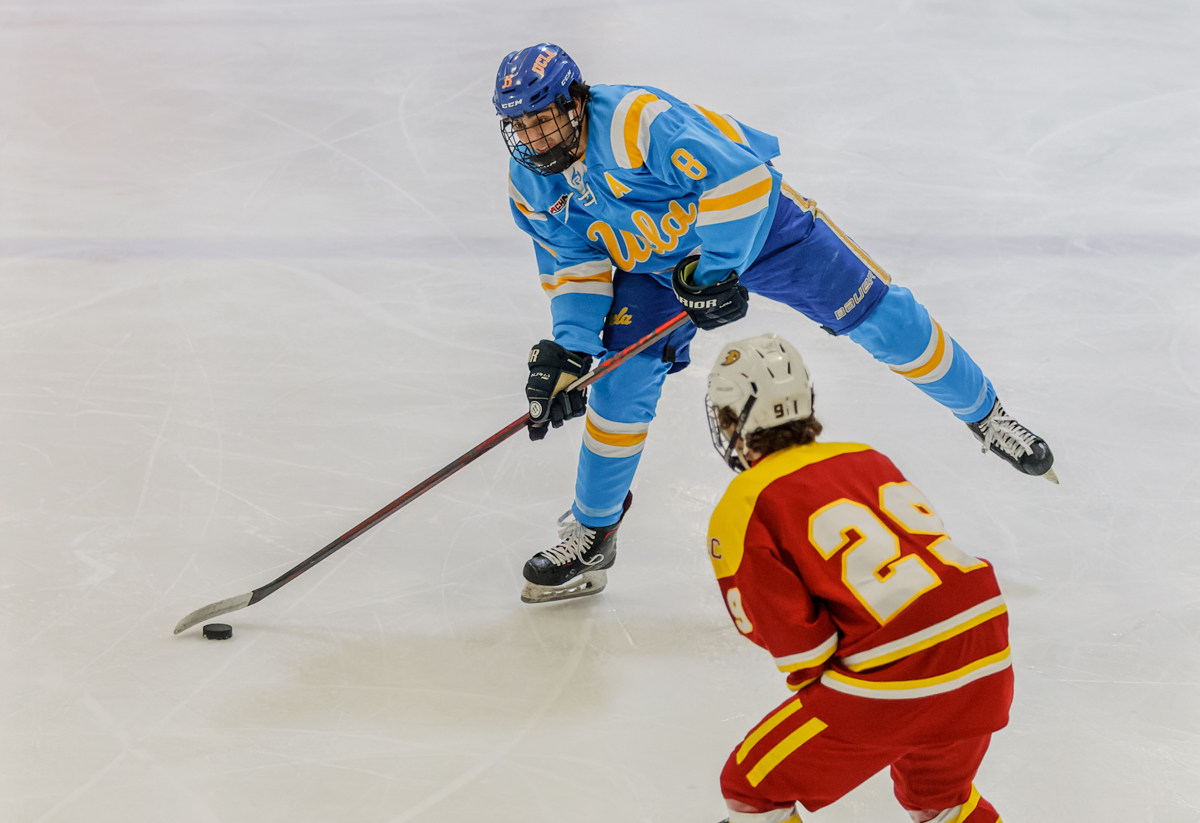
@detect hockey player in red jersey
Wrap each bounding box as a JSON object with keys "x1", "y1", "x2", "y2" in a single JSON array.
[{"x1": 704, "y1": 334, "x2": 1012, "y2": 823}]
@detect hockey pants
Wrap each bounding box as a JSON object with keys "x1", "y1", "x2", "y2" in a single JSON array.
[{"x1": 719, "y1": 676, "x2": 1008, "y2": 821}]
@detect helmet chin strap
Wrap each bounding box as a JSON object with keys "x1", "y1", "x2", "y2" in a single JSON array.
[
  {"x1": 723, "y1": 396, "x2": 757, "y2": 473},
  {"x1": 562, "y1": 103, "x2": 584, "y2": 164}
]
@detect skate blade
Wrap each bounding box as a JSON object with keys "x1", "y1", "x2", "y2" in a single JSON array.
[
  {"x1": 1041, "y1": 467, "x2": 1060, "y2": 484},
  {"x1": 521, "y1": 569, "x2": 608, "y2": 604}
]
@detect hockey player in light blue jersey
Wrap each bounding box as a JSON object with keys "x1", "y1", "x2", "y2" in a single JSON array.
[{"x1": 497, "y1": 44, "x2": 1056, "y2": 604}]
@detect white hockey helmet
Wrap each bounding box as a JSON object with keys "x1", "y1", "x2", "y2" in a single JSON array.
[{"x1": 705, "y1": 333, "x2": 814, "y2": 471}]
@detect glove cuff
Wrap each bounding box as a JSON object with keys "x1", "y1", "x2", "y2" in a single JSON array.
[
  {"x1": 528, "y1": 339, "x2": 591, "y2": 375},
  {"x1": 672, "y1": 255, "x2": 736, "y2": 294}
]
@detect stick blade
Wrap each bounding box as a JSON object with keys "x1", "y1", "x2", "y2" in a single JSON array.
[{"x1": 173, "y1": 592, "x2": 253, "y2": 635}]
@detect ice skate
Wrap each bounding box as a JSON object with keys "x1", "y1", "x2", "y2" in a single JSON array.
[
  {"x1": 521, "y1": 492, "x2": 632, "y2": 604},
  {"x1": 967, "y1": 398, "x2": 1058, "y2": 483}
]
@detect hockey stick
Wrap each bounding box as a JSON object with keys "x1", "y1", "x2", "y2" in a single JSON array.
[{"x1": 173, "y1": 310, "x2": 691, "y2": 634}]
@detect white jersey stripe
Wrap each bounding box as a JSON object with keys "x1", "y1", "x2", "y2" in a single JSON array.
[
  {"x1": 821, "y1": 648, "x2": 1012, "y2": 700},
  {"x1": 700, "y1": 164, "x2": 772, "y2": 202},
  {"x1": 509, "y1": 176, "x2": 546, "y2": 222},
  {"x1": 840, "y1": 596, "x2": 1007, "y2": 671},
  {"x1": 540, "y1": 278, "x2": 613, "y2": 298},
  {"x1": 697, "y1": 193, "x2": 772, "y2": 227},
  {"x1": 610, "y1": 89, "x2": 672, "y2": 170},
  {"x1": 539, "y1": 260, "x2": 614, "y2": 297},
  {"x1": 773, "y1": 632, "x2": 839, "y2": 672},
  {"x1": 609, "y1": 90, "x2": 644, "y2": 169}
]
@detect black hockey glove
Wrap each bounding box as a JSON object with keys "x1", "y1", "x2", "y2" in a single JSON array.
[
  {"x1": 671, "y1": 255, "x2": 749, "y2": 331},
  {"x1": 525, "y1": 339, "x2": 592, "y2": 441}
]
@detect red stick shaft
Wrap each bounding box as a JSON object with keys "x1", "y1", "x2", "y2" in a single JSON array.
[{"x1": 247, "y1": 311, "x2": 690, "y2": 605}]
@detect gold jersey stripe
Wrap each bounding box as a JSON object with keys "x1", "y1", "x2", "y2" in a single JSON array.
[
  {"x1": 842, "y1": 599, "x2": 1007, "y2": 672},
  {"x1": 780, "y1": 182, "x2": 816, "y2": 213},
  {"x1": 774, "y1": 632, "x2": 839, "y2": 672},
  {"x1": 693, "y1": 104, "x2": 745, "y2": 144},
  {"x1": 540, "y1": 272, "x2": 614, "y2": 293},
  {"x1": 622, "y1": 93, "x2": 660, "y2": 169},
  {"x1": 823, "y1": 647, "x2": 1011, "y2": 699},
  {"x1": 786, "y1": 675, "x2": 820, "y2": 692},
  {"x1": 698, "y1": 178, "x2": 774, "y2": 214}
]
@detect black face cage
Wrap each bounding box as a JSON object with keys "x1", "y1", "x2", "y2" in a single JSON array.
[
  {"x1": 705, "y1": 394, "x2": 757, "y2": 473},
  {"x1": 501, "y1": 102, "x2": 583, "y2": 176}
]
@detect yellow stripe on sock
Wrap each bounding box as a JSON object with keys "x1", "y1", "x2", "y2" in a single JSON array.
[
  {"x1": 584, "y1": 417, "x2": 648, "y2": 448},
  {"x1": 954, "y1": 785, "x2": 982, "y2": 821},
  {"x1": 893, "y1": 321, "x2": 946, "y2": 379}
]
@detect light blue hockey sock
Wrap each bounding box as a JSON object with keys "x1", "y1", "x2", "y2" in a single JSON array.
[
  {"x1": 849, "y1": 286, "x2": 996, "y2": 423},
  {"x1": 572, "y1": 354, "x2": 671, "y2": 527}
]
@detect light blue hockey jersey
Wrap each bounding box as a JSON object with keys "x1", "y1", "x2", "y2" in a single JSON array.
[{"x1": 508, "y1": 84, "x2": 783, "y2": 356}]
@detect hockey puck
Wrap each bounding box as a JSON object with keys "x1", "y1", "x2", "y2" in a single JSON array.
[{"x1": 202, "y1": 623, "x2": 233, "y2": 640}]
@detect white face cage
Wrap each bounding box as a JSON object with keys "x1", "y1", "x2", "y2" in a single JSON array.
[{"x1": 705, "y1": 394, "x2": 758, "y2": 473}]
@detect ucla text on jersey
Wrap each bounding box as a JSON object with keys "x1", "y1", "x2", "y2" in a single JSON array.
[{"x1": 508, "y1": 84, "x2": 783, "y2": 356}]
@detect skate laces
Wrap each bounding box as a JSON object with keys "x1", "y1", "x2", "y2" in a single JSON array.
[
  {"x1": 536, "y1": 514, "x2": 596, "y2": 567},
  {"x1": 979, "y1": 403, "x2": 1037, "y2": 458}
]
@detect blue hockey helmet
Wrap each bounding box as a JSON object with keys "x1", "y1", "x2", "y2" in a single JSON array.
[
  {"x1": 494, "y1": 44, "x2": 588, "y2": 175},
  {"x1": 493, "y1": 44, "x2": 582, "y2": 118}
]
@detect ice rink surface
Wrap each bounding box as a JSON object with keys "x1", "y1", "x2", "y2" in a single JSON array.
[{"x1": 2, "y1": 1, "x2": 1198, "y2": 820}]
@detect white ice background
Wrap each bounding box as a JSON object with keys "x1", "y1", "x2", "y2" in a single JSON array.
[{"x1": 2, "y1": 1, "x2": 1199, "y2": 821}]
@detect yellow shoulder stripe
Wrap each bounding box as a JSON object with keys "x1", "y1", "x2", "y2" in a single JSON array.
[
  {"x1": 610, "y1": 88, "x2": 672, "y2": 170},
  {"x1": 693, "y1": 104, "x2": 745, "y2": 144},
  {"x1": 622, "y1": 93, "x2": 659, "y2": 169},
  {"x1": 707, "y1": 442, "x2": 873, "y2": 580}
]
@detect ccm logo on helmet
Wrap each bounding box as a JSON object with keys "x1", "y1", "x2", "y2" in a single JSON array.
[{"x1": 679, "y1": 296, "x2": 718, "y2": 309}]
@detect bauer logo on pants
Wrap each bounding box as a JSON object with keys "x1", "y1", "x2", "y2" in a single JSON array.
[{"x1": 834, "y1": 271, "x2": 877, "y2": 321}]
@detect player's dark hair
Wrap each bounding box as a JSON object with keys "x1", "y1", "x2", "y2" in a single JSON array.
[
  {"x1": 565, "y1": 81, "x2": 591, "y2": 112},
  {"x1": 717, "y1": 404, "x2": 823, "y2": 457}
]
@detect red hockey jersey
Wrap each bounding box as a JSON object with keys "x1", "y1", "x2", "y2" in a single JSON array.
[{"x1": 708, "y1": 442, "x2": 1010, "y2": 704}]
